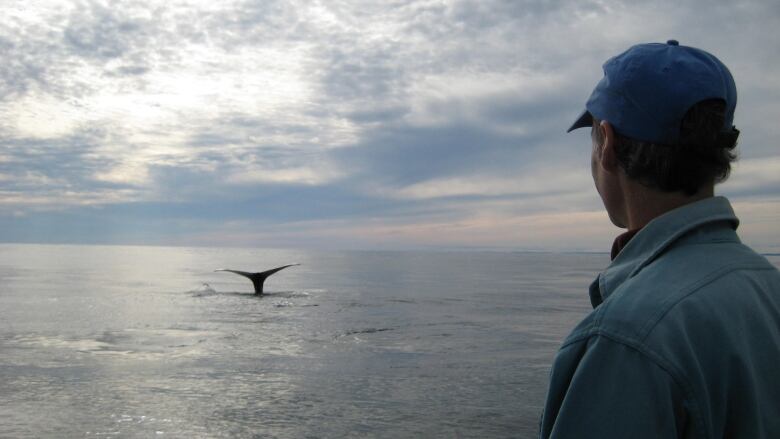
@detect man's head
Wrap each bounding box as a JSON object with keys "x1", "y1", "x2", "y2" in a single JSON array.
[{"x1": 569, "y1": 41, "x2": 740, "y2": 226}]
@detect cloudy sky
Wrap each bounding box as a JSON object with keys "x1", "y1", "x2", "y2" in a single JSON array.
[{"x1": 1, "y1": 0, "x2": 779, "y2": 252}]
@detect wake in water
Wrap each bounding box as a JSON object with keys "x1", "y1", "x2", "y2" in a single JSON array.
[
  {"x1": 189, "y1": 283, "x2": 313, "y2": 299},
  {"x1": 190, "y1": 283, "x2": 218, "y2": 297}
]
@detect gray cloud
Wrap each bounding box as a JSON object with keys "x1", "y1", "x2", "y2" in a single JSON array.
[
  {"x1": 0, "y1": 20, "x2": 53, "y2": 99},
  {"x1": 64, "y1": 2, "x2": 148, "y2": 60},
  {"x1": 0, "y1": 127, "x2": 141, "y2": 209}
]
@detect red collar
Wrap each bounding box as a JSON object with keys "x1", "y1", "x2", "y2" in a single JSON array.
[{"x1": 611, "y1": 229, "x2": 641, "y2": 260}]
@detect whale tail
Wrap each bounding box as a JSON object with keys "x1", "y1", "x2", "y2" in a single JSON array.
[{"x1": 215, "y1": 264, "x2": 300, "y2": 295}]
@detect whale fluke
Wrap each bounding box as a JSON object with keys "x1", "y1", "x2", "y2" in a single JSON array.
[{"x1": 215, "y1": 264, "x2": 300, "y2": 295}]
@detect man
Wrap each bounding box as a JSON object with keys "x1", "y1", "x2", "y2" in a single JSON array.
[{"x1": 540, "y1": 40, "x2": 780, "y2": 438}]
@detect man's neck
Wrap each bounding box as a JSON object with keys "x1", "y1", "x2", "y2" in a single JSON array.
[{"x1": 620, "y1": 180, "x2": 714, "y2": 230}]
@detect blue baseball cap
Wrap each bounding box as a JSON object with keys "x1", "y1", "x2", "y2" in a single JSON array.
[{"x1": 567, "y1": 40, "x2": 737, "y2": 144}]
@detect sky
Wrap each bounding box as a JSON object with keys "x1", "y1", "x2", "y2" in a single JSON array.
[{"x1": 1, "y1": 0, "x2": 779, "y2": 252}]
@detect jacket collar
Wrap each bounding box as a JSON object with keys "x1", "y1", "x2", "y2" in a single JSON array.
[{"x1": 590, "y1": 196, "x2": 739, "y2": 308}]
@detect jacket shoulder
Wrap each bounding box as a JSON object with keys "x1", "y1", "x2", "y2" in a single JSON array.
[{"x1": 569, "y1": 241, "x2": 778, "y2": 347}]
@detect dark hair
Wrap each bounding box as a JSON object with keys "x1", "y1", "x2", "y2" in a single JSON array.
[{"x1": 597, "y1": 99, "x2": 739, "y2": 196}]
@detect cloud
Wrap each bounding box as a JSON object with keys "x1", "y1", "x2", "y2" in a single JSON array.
[
  {"x1": 0, "y1": 125, "x2": 142, "y2": 209},
  {"x1": 63, "y1": 1, "x2": 151, "y2": 60},
  {"x1": 0, "y1": 0, "x2": 778, "y2": 250}
]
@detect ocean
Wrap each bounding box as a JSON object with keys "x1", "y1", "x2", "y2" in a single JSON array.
[{"x1": 2, "y1": 244, "x2": 775, "y2": 438}]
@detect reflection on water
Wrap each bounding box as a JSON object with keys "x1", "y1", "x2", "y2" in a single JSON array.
[{"x1": 0, "y1": 244, "x2": 612, "y2": 437}]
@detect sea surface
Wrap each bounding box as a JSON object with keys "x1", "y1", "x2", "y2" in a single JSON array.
[{"x1": 2, "y1": 244, "x2": 775, "y2": 438}]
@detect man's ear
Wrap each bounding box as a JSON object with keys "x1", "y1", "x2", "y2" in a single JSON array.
[{"x1": 598, "y1": 120, "x2": 620, "y2": 173}]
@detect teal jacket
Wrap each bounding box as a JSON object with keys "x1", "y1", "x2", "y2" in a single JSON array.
[{"x1": 540, "y1": 197, "x2": 780, "y2": 438}]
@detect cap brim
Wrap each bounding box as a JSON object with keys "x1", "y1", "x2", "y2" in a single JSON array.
[{"x1": 567, "y1": 110, "x2": 593, "y2": 133}]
